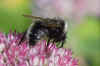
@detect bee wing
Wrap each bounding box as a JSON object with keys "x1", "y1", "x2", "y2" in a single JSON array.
[
  {"x1": 23, "y1": 14, "x2": 46, "y2": 20},
  {"x1": 23, "y1": 14, "x2": 59, "y2": 27},
  {"x1": 46, "y1": 24, "x2": 59, "y2": 27}
]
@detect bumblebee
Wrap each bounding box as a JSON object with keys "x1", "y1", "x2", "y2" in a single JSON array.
[{"x1": 19, "y1": 15, "x2": 68, "y2": 47}]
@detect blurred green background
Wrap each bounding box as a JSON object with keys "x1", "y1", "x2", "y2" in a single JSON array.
[
  {"x1": 0, "y1": 0, "x2": 100, "y2": 66},
  {"x1": 70, "y1": 17, "x2": 100, "y2": 66},
  {"x1": 0, "y1": 0, "x2": 31, "y2": 32}
]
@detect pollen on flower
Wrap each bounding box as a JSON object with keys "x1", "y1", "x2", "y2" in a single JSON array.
[{"x1": 0, "y1": 32, "x2": 78, "y2": 66}]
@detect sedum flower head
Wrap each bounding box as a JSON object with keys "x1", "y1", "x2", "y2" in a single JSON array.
[{"x1": 0, "y1": 32, "x2": 78, "y2": 66}]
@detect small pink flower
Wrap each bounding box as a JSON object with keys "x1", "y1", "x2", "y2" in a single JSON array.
[{"x1": 0, "y1": 32, "x2": 78, "y2": 66}]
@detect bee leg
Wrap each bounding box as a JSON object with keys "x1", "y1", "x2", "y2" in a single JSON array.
[
  {"x1": 18, "y1": 31, "x2": 26, "y2": 45},
  {"x1": 53, "y1": 40, "x2": 55, "y2": 44},
  {"x1": 59, "y1": 41, "x2": 64, "y2": 48},
  {"x1": 59, "y1": 33, "x2": 66, "y2": 48},
  {"x1": 47, "y1": 38, "x2": 51, "y2": 47}
]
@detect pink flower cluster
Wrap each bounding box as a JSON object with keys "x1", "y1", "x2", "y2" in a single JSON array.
[{"x1": 0, "y1": 32, "x2": 78, "y2": 66}]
